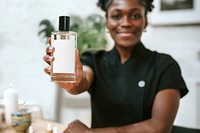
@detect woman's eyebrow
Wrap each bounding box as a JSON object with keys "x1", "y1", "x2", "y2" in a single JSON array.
[{"x1": 110, "y1": 7, "x2": 142, "y2": 12}]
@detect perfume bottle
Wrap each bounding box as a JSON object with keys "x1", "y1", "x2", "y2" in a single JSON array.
[{"x1": 51, "y1": 16, "x2": 77, "y2": 83}]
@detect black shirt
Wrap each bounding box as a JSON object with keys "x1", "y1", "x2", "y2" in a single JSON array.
[{"x1": 80, "y1": 43, "x2": 188, "y2": 128}]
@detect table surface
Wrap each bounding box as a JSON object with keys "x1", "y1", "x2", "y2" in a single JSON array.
[{"x1": 0, "y1": 118, "x2": 67, "y2": 133}]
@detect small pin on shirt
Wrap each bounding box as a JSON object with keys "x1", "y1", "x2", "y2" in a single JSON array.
[{"x1": 138, "y1": 80, "x2": 145, "y2": 87}]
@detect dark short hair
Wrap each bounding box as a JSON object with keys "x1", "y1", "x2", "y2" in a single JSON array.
[{"x1": 97, "y1": 0, "x2": 154, "y2": 14}]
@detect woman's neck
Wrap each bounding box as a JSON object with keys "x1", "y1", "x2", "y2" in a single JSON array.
[{"x1": 115, "y1": 46, "x2": 133, "y2": 64}]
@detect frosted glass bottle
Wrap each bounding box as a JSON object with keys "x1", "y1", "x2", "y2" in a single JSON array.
[{"x1": 51, "y1": 16, "x2": 77, "y2": 83}]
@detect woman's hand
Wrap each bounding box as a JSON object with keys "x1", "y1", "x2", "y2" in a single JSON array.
[
  {"x1": 43, "y1": 38, "x2": 85, "y2": 94},
  {"x1": 43, "y1": 38, "x2": 55, "y2": 75},
  {"x1": 63, "y1": 120, "x2": 90, "y2": 133}
]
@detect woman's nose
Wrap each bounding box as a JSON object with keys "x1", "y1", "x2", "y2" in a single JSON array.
[{"x1": 121, "y1": 16, "x2": 131, "y2": 27}]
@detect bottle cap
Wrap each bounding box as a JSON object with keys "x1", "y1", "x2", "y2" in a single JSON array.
[{"x1": 59, "y1": 16, "x2": 70, "y2": 31}]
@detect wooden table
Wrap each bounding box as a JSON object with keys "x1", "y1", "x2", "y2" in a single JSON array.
[{"x1": 0, "y1": 118, "x2": 67, "y2": 133}]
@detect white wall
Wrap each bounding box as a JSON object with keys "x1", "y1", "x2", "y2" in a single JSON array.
[{"x1": 0, "y1": 0, "x2": 199, "y2": 129}]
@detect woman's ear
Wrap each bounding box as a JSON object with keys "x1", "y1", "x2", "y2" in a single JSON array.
[
  {"x1": 144, "y1": 16, "x2": 148, "y2": 29},
  {"x1": 105, "y1": 20, "x2": 110, "y2": 33},
  {"x1": 106, "y1": 20, "x2": 109, "y2": 30}
]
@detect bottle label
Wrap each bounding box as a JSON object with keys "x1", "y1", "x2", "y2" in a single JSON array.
[{"x1": 52, "y1": 39, "x2": 75, "y2": 73}]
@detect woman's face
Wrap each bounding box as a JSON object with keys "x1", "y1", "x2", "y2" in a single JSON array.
[{"x1": 106, "y1": 0, "x2": 147, "y2": 48}]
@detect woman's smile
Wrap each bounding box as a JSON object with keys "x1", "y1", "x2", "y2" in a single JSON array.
[{"x1": 117, "y1": 31, "x2": 135, "y2": 37}]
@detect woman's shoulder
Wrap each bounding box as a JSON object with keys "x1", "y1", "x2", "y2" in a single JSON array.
[
  {"x1": 153, "y1": 51, "x2": 177, "y2": 64},
  {"x1": 143, "y1": 46, "x2": 177, "y2": 64},
  {"x1": 80, "y1": 49, "x2": 108, "y2": 66},
  {"x1": 143, "y1": 47, "x2": 180, "y2": 71},
  {"x1": 147, "y1": 50, "x2": 181, "y2": 72}
]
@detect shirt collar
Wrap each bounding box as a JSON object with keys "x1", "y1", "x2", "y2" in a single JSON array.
[{"x1": 110, "y1": 42, "x2": 146, "y2": 62}]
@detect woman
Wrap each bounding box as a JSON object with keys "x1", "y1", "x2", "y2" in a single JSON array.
[{"x1": 44, "y1": 0, "x2": 188, "y2": 132}]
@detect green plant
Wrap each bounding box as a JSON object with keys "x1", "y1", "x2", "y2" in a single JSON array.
[
  {"x1": 38, "y1": 14, "x2": 107, "y2": 55},
  {"x1": 38, "y1": 19, "x2": 55, "y2": 44}
]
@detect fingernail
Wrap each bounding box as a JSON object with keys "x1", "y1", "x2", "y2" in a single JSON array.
[
  {"x1": 48, "y1": 47, "x2": 54, "y2": 52},
  {"x1": 49, "y1": 56, "x2": 54, "y2": 60}
]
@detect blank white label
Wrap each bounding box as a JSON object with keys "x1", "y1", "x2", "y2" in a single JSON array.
[{"x1": 53, "y1": 39, "x2": 75, "y2": 73}]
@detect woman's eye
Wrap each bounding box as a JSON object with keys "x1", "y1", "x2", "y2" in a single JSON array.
[
  {"x1": 111, "y1": 14, "x2": 121, "y2": 20},
  {"x1": 131, "y1": 13, "x2": 141, "y2": 19}
]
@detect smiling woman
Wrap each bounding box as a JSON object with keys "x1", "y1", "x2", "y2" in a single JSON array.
[{"x1": 43, "y1": 0, "x2": 189, "y2": 133}]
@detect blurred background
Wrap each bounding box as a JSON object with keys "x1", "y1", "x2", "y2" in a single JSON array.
[{"x1": 0, "y1": 0, "x2": 200, "y2": 129}]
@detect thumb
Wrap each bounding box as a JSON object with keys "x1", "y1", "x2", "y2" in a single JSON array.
[{"x1": 76, "y1": 49, "x2": 82, "y2": 69}]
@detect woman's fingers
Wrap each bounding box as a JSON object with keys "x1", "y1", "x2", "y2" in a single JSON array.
[
  {"x1": 48, "y1": 37, "x2": 51, "y2": 45},
  {"x1": 44, "y1": 38, "x2": 53, "y2": 75},
  {"x1": 46, "y1": 46, "x2": 54, "y2": 56},
  {"x1": 75, "y1": 49, "x2": 82, "y2": 69},
  {"x1": 44, "y1": 45, "x2": 54, "y2": 64},
  {"x1": 43, "y1": 55, "x2": 54, "y2": 65},
  {"x1": 44, "y1": 67, "x2": 51, "y2": 75}
]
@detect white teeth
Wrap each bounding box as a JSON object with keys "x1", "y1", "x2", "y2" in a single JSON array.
[{"x1": 119, "y1": 33, "x2": 132, "y2": 36}]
